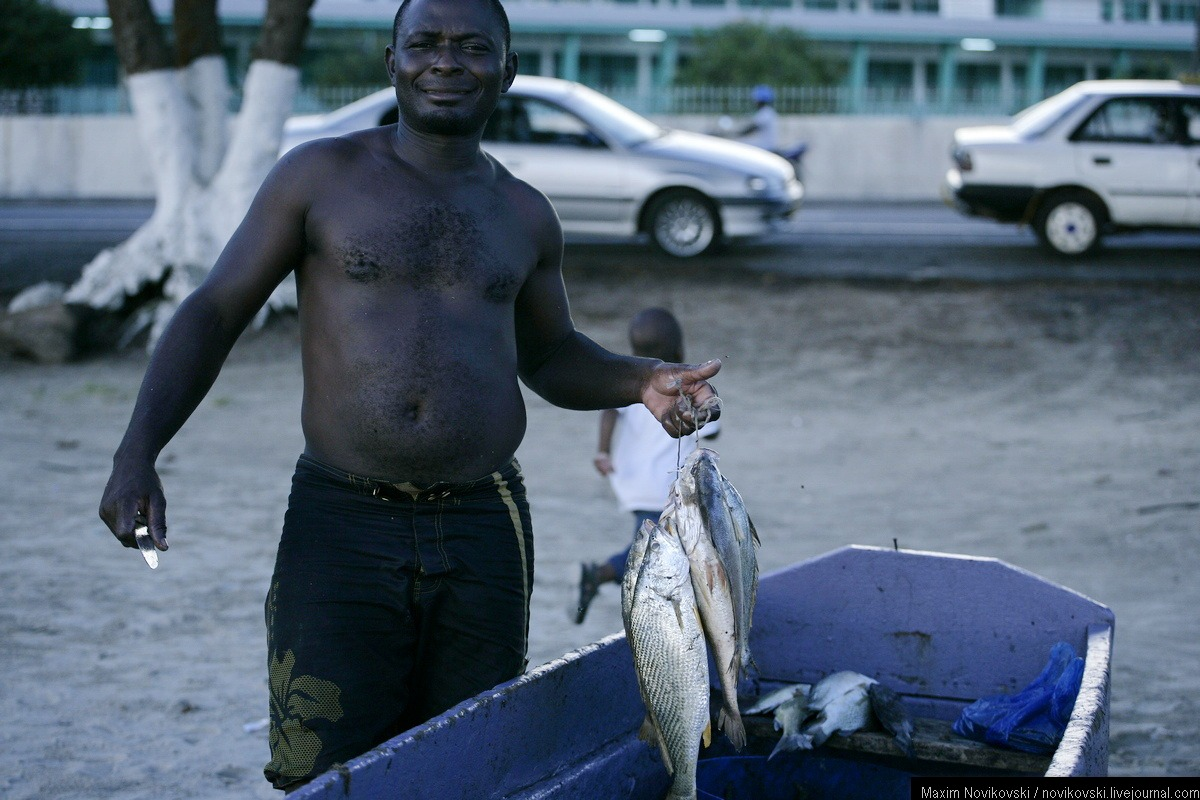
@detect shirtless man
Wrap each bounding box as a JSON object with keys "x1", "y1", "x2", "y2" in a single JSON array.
[{"x1": 98, "y1": 0, "x2": 719, "y2": 790}]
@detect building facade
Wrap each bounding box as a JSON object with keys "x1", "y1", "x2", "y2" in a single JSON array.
[{"x1": 57, "y1": 0, "x2": 1199, "y2": 113}]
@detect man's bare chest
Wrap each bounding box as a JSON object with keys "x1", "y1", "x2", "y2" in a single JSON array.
[{"x1": 310, "y1": 195, "x2": 529, "y2": 304}]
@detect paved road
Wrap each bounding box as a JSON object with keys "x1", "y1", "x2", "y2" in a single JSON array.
[
  {"x1": 0, "y1": 202, "x2": 156, "y2": 295},
  {"x1": 3, "y1": 200, "x2": 1199, "y2": 297},
  {"x1": 568, "y1": 201, "x2": 1200, "y2": 284}
]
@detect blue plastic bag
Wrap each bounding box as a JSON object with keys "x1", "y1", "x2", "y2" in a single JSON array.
[{"x1": 952, "y1": 641, "x2": 1084, "y2": 754}]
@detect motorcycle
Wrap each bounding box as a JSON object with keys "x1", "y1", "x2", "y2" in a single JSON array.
[{"x1": 711, "y1": 115, "x2": 807, "y2": 181}]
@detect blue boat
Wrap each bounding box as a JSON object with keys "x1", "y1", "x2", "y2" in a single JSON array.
[{"x1": 290, "y1": 546, "x2": 1114, "y2": 799}]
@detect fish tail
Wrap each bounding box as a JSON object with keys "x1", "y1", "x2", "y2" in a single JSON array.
[
  {"x1": 719, "y1": 706, "x2": 746, "y2": 752},
  {"x1": 768, "y1": 732, "x2": 813, "y2": 760}
]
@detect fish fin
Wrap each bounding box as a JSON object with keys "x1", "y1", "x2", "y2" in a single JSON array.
[
  {"x1": 725, "y1": 652, "x2": 740, "y2": 681},
  {"x1": 719, "y1": 707, "x2": 746, "y2": 752},
  {"x1": 705, "y1": 559, "x2": 727, "y2": 594},
  {"x1": 702, "y1": 719, "x2": 712, "y2": 748},
  {"x1": 737, "y1": 648, "x2": 760, "y2": 687},
  {"x1": 671, "y1": 596, "x2": 686, "y2": 631},
  {"x1": 639, "y1": 715, "x2": 675, "y2": 775}
]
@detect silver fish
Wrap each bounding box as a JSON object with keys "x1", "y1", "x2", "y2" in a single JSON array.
[
  {"x1": 866, "y1": 681, "x2": 915, "y2": 757},
  {"x1": 664, "y1": 485, "x2": 746, "y2": 751},
  {"x1": 743, "y1": 683, "x2": 812, "y2": 717},
  {"x1": 770, "y1": 671, "x2": 914, "y2": 758},
  {"x1": 720, "y1": 474, "x2": 760, "y2": 657},
  {"x1": 622, "y1": 522, "x2": 711, "y2": 800},
  {"x1": 621, "y1": 518, "x2": 657, "y2": 631},
  {"x1": 684, "y1": 448, "x2": 758, "y2": 679}
]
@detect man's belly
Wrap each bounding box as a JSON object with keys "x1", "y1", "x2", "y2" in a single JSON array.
[{"x1": 299, "y1": 350, "x2": 527, "y2": 485}]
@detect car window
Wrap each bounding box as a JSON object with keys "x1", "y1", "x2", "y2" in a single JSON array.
[
  {"x1": 1010, "y1": 88, "x2": 1090, "y2": 138},
  {"x1": 1072, "y1": 97, "x2": 1177, "y2": 144},
  {"x1": 560, "y1": 83, "x2": 663, "y2": 146},
  {"x1": 1182, "y1": 100, "x2": 1200, "y2": 144},
  {"x1": 483, "y1": 96, "x2": 605, "y2": 148}
]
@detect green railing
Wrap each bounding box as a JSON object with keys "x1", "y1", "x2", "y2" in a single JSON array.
[
  {"x1": 604, "y1": 84, "x2": 1047, "y2": 116},
  {"x1": 1, "y1": 83, "x2": 1048, "y2": 117}
]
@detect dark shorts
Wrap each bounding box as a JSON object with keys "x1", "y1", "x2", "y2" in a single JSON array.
[{"x1": 263, "y1": 454, "x2": 534, "y2": 791}]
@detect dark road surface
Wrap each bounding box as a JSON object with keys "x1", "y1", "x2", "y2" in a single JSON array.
[{"x1": 3, "y1": 200, "x2": 1198, "y2": 298}]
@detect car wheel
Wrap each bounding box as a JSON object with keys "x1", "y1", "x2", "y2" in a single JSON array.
[
  {"x1": 645, "y1": 190, "x2": 720, "y2": 258},
  {"x1": 1034, "y1": 192, "x2": 1104, "y2": 257}
]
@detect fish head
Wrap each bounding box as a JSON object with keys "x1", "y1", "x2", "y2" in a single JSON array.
[
  {"x1": 687, "y1": 447, "x2": 722, "y2": 482},
  {"x1": 641, "y1": 524, "x2": 691, "y2": 594},
  {"x1": 684, "y1": 447, "x2": 720, "y2": 473},
  {"x1": 678, "y1": 447, "x2": 720, "y2": 501},
  {"x1": 672, "y1": 464, "x2": 698, "y2": 505}
]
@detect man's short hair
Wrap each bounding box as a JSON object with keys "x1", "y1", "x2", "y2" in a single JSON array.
[{"x1": 392, "y1": 0, "x2": 512, "y2": 54}]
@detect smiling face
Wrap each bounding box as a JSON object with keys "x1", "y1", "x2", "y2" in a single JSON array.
[{"x1": 386, "y1": 0, "x2": 517, "y2": 138}]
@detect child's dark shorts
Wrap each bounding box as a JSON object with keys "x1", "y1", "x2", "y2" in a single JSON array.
[{"x1": 262, "y1": 454, "x2": 534, "y2": 791}]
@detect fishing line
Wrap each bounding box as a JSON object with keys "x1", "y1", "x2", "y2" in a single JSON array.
[
  {"x1": 673, "y1": 377, "x2": 719, "y2": 471},
  {"x1": 675, "y1": 382, "x2": 686, "y2": 471}
]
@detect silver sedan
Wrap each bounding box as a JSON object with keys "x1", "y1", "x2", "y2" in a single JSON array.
[{"x1": 282, "y1": 76, "x2": 804, "y2": 258}]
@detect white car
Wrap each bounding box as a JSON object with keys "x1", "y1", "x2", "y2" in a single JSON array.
[
  {"x1": 282, "y1": 76, "x2": 803, "y2": 258},
  {"x1": 942, "y1": 80, "x2": 1200, "y2": 257}
]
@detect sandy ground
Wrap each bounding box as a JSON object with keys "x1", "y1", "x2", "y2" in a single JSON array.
[{"x1": 2, "y1": 263, "x2": 1198, "y2": 798}]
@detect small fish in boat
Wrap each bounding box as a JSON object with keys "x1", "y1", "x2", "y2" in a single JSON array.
[
  {"x1": 622, "y1": 521, "x2": 712, "y2": 800},
  {"x1": 770, "y1": 671, "x2": 914, "y2": 759},
  {"x1": 664, "y1": 483, "x2": 745, "y2": 750},
  {"x1": 865, "y1": 681, "x2": 915, "y2": 757},
  {"x1": 743, "y1": 683, "x2": 812, "y2": 716}
]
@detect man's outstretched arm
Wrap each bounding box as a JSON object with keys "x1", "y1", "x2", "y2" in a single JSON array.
[
  {"x1": 513, "y1": 206, "x2": 720, "y2": 436},
  {"x1": 99, "y1": 146, "x2": 316, "y2": 553}
]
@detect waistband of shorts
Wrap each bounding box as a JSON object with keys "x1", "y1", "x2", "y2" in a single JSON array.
[{"x1": 296, "y1": 453, "x2": 522, "y2": 502}]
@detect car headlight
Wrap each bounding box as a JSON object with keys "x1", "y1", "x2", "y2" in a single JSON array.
[{"x1": 746, "y1": 176, "x2": 769, "y2": 193}]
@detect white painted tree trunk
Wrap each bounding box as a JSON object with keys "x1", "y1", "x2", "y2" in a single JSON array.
[{"x1": 64, "y1": 57, "x2": 300, "y2": 347}]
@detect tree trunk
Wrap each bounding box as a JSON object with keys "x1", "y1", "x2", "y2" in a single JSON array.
[
  {"x1": 107, "y1": 0, "x2": 171, "y2": 75},
  {"x1": 257, "y1": 0, "x2": 315, "y2": 65},
  {"x1": 56, "y1": 0, "x2": 311, "y2": 348}
]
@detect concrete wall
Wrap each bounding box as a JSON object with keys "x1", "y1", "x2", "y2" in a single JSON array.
[
  {"x1": 662, "y1": 114, "x2": 1005, "y2": 201},
  {"x1": 0, "y1": 116, "x2": 156, "y2": 199},
  {"x1": 0, "y1": 113, "x2": 1006, "y2": 202}
]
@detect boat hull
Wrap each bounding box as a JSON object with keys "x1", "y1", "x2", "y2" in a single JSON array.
[{"x1": 291, "y1": 546, "x2": 1114, "y2": 798}]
